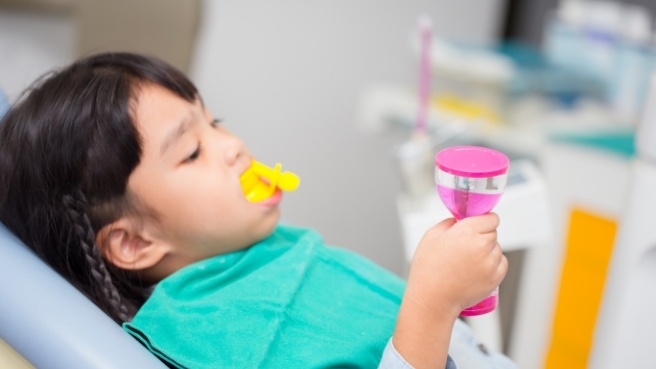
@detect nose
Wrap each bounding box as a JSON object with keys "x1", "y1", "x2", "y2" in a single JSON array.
[{"x1": 222, "y1": 129, "x2": 247, "y2": 167}]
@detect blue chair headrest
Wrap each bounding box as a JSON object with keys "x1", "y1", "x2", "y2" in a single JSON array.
[{"x1": 0, "y1": 88, "x2": 9, "y2": 119}]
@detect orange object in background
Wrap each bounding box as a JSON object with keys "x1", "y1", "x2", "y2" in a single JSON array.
[{"x1": 545, "y1": 208, "x2": 617, "y2": 369}]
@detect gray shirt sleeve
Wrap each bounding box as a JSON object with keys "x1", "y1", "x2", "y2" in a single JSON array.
[{"x1": 378, "y1": 338, "x2": 457, "y2": 369}]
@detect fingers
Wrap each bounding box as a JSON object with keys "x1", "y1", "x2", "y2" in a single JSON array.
[
  {"x1": 482, "y1": 233, "x2": 499, "y2": 252},
  {"x1": 459, "y1": 212, "x2": 499, "y2": 234},
  {"x1": 490, "y1": 243, "x2": 508, "y2": 285},
  {"x1": 430, "y1": 213, "x2": 499, "y2": 236},
  {"x1": 497, "y1": 251, "x2": 509, "y2": 280}
]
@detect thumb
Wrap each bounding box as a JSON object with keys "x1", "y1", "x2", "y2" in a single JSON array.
[{"x1": 433, "y1": 217, "x2": 456, "y2": 233}]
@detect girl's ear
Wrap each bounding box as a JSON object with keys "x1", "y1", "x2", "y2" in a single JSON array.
[{"x1": 96, "y1": 218, "x2": 167, "y2": 271}]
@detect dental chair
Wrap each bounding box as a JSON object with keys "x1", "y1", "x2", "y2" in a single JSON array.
[{"x1": 0, "y1": 222, "x2": 167, "y2": 368}]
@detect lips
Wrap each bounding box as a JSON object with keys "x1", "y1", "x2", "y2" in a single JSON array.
[
  {"x1": 240, "y1": 170, "x2": 276, "y2": 202},
  {"x1": 256, "y1": 188, "x2": 283, "y2": 206}
]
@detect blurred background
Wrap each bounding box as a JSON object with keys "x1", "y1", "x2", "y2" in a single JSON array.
[{"x1": 2, "y1": 0, "x2": 656, "y2": 368}]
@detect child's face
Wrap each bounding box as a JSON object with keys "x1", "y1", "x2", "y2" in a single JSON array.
[{"x1": 126, "y1": 83, "x2": 280, "y2": 270}]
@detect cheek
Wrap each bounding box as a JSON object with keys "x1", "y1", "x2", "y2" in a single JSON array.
[
  {"x1": 166, "y1": 176, "x2": 244, "y2": 222},
  {"x1": 131, "y1": 165, "x2": 247, "y2": 228}
]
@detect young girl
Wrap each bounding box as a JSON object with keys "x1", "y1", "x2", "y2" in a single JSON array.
[{"x1": 0, "y1": 52, "x2": 514, "y2": 369}]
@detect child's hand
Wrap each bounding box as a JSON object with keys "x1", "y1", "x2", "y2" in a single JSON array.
[
  {"x1": 392, "y1": 213, "x2": 507, "y2": 367},
  {"x1": 405, "y1": 213, "x2": 507, "y2": 319}
]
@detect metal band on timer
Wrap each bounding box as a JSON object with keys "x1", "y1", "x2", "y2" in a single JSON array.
[{"x1": 435, "y1": 170, "x2": 508, "y2": 194}]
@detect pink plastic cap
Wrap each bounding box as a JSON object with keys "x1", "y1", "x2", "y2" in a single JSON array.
[{"x1": 435, "y1": 146, "x2": 509, "y2": 178}]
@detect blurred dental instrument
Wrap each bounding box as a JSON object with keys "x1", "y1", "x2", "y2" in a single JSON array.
[
  {"x1": 396, "y1": 14, "x2": 435, "y2": 203},
  {"x1": 416, "y1": 14, "x2": 432, "y2": 136}
]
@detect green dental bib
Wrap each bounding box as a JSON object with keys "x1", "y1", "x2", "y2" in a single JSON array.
[{"x1": 123, "y1": 225, "x2": 405, "y2": 368}]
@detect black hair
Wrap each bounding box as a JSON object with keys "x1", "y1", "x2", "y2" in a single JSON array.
[{"x1": 0, "y1": 52, "x2": 198, "y2": 324}]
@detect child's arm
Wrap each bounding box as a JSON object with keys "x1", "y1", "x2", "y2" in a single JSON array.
[{"x1": 391, "y1": 213, "x2": 507, "y2": 368}]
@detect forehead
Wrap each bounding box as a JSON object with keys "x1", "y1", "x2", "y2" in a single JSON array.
[
  {"x1": 132, "y1": 83, "x2": 198, "y2": 148},
  {"x1": 134, "y1": 83, "x2": 190, "y2": 126}
]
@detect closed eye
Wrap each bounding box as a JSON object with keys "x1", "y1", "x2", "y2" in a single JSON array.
[
  {"x1": 183, "y1": 145, "x2": 201, "y2": 163},
  {"x1": 182, "y1": 119, "x2": 220, "y2": 164},
  {"x1": 211, "y1": 118, "x2": 222, "y2": 128}
]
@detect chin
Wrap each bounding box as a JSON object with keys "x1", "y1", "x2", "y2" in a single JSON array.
[
  {"x1": 263, "y1": 213, "x2": 281, "y2": 235},
  {"x1": 251, "y1": 210, "x2": 281, "y2": 243}
]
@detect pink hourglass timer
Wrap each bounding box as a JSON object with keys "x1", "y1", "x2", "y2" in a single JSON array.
[{"x1": 435, "y1": 146, "x2": 509, "y2": 316}]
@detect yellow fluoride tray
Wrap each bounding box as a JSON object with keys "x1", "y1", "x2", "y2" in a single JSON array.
[{"x1": 240, "y1": 160, "x2": 300, "y2": 202}]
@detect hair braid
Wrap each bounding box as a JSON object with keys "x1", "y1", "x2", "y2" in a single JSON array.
[
  {"x1": 0, "y1": 52, "x2": 198, "y2": 325},
  {"x1": 62, "y1": 191, "x2": 130, "y2": 323}
]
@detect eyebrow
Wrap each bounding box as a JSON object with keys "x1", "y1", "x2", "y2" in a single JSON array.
[{"x1": 160, "y1": 112, "x2": 193, "y2": 157}]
